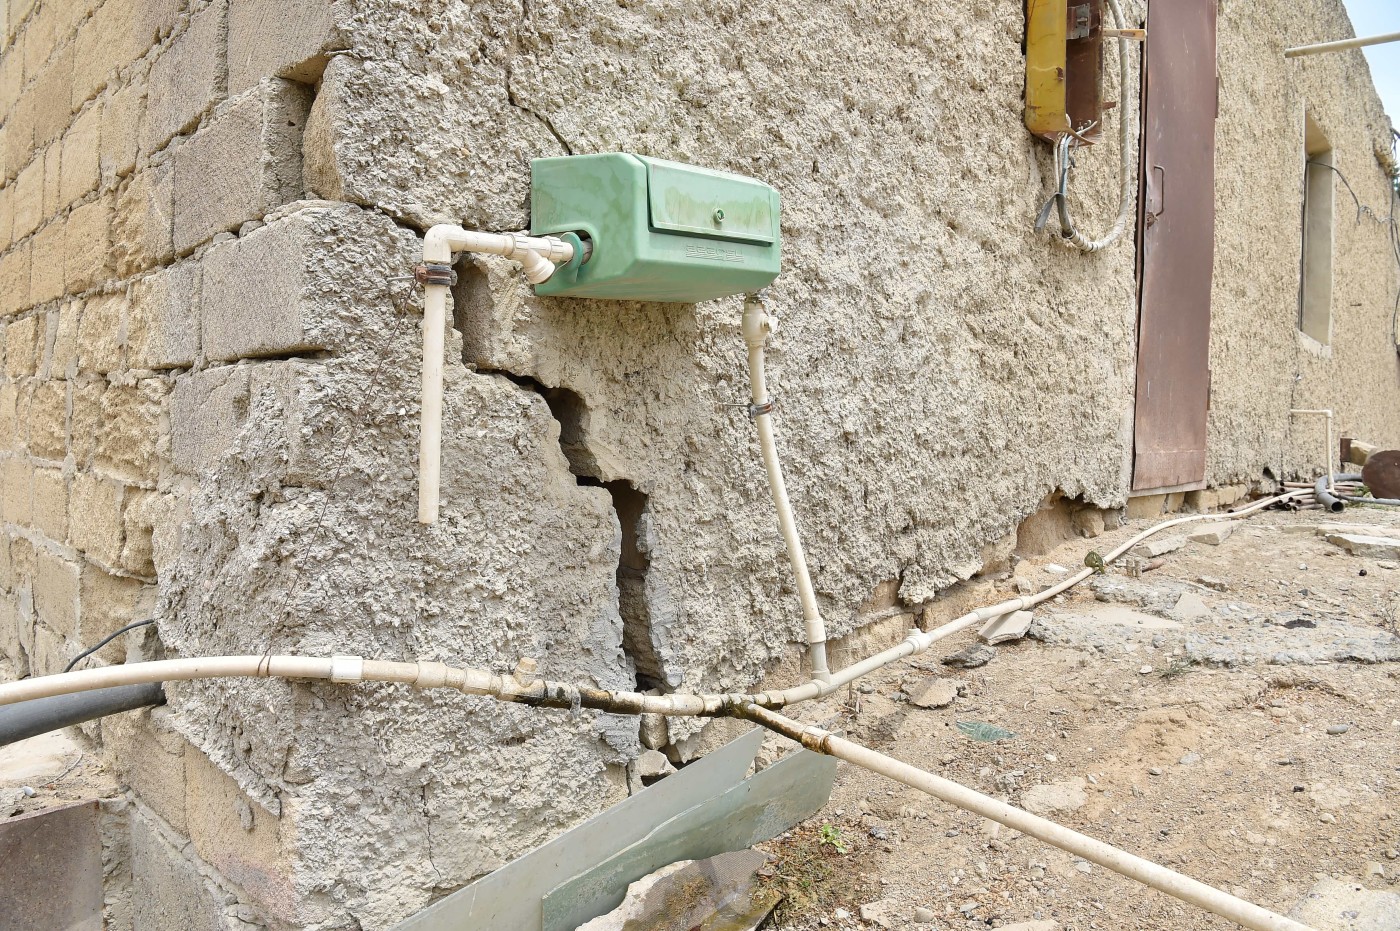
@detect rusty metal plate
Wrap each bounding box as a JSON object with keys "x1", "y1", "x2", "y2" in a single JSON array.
[
  {"x1": 0, "y1": 800, "x2": 103, "y2": 931},
  {"x1": 1362, "y1": 450, "x2": 1400, "y2": 500},
  {"x1": 1132, "y1": 0, "x2": 1218, "y2": 491}
]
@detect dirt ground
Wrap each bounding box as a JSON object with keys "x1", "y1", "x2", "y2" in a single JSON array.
[{"x1": 757, "y1": 504, "x2": 1400, "y2": 930}]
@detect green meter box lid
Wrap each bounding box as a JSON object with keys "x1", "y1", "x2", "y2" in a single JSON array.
[{"x1": 530, "y1": 153, "x2": 781, "y2": 303}]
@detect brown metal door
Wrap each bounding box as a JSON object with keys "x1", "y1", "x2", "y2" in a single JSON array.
[{"x1": 1132, "y1": 0, "x2": 1218, "y2": 491}]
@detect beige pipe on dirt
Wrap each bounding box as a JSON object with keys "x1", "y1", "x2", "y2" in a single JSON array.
[{"x1": 739, "y1": 703, "x2": 1317, "y2": 931}]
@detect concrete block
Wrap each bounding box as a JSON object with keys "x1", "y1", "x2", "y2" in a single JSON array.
[
  {"x1": 0, "y1": 533, "x2": 14, "y2": 590},
  {"x1": 128, "y1": 263, "x2": 199, "y2": 369},
  {"x1": 68, "y1": 379, "x2": 103, "y2": 466},
  {"x1": 100, "y1": 76, "x2": 145, "y2": 186},
  {"x1": 79, "y1": 562, "x2": 153, "y2": 659},
  {"x1": 1188, "y1": 523, "x2": 1234, "y2": 545},
  {"x1": 105, "y1": 709, "x2": 190, "y2": 834},
  {"x1": 1126, "y1": 493, "x2": 1167, "y2": 520},
  {"x1": 978, "y1": 609, "x2": 1034, "y2": 645},
  {"x1": 201, "y1": 214, "x2": 329, "y2": 362},
  {"x1": 31, "y1": 465, "x2": 67, "y2": 540},
  {"x1": 0, "y1": 239, "x2": 32, "y2": 317},
  {"x1": 70, "y1": 471, "x2": 125, "y2": 566},
  {"x1": 59, "y1": 103, "x2": 102, "y2": 208},
  {"x1": 1325, "y1": 533, "x2": 1400, "y2": 560},
  {"x1": 96, "y1": 378, "x2": 166, "y2": 480},
  {"x1": 130, "y1": 809, "x2": 224, "y2": 931},
  {"x1": 72, "y1": 0, "x2": 181, "y2": 108},
  {"x1": 49, "y1": 301, "x2": 80, "y2": 375},
  {"x1": 4, "y1": 313, "x2": 39, "y2": 376},
  {"x1": 0, "y1": 383, "x2": 17, "y2": 451},
  {"x1": 173, "y1": 80, "x2": 311, "y2": 254},
  {"x1": 228, "y1": 0, "x2": 333, "y2": 93},
  {"x1": 64, "y1": 192, "x2": 114, "y2": 292},
  {"x1": 29, "y1": 219, "x2": 65, "y2": 305},
  {"x1": 169, "y1": 366, "x2": 249, "y2": 474},
  {"x1": 140, "y1": 0, "x2": 228, "y2": 155},
  {"x1": 30, "y1": 620, "x2": 68, "y2": 675},
  {"x1": 1, "y1": 455, "x2": 33, "y2": 524},
  {"x1": 31, "y1": 43, "x2": 76, "y2": 148},
  {"x1": 41, "y1": 144, "x2": 62, "y2": 218},
  {"x1": 185, "y1": 750, "x2": 294, "y2": 922},
  {"x1": 300, "y1": 59, "x2": 345, "y2": 199},
  {"x1": 21, "y1": 1, "x2": 58, "y2": 77},
  {"x1": 0, "y1": 186, "x2": 12, "y2": 253},
  {"x1": 76, "y1": 292, "x2": 126, "y2": 373},
  {"x1": 111, "y1": 160, "x2": 175, "y2": 278},
  {"x1": 2, "y1": 85, "x2": 37, "y2": 181},
  {"x1": 25, "y1": 379, "x2": 67, "y2": 460},
  {"x1": 12, "y1": 156, "x2": 44, "y2": 241},
  {"x1": 120, "y1": 489, "x2": 159, "y2": 576},
  {"x1": 34, "y1": 548, "x2": 80, "y2": 635},
  {"x1": 0, "y1": 36, "x2": 20, "y2": 113}
]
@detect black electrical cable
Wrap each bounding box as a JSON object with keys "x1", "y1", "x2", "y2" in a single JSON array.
[
  {"x1": 63, "y1": 618, "x2": 158, "y2": 673},
  {"x1": 0, "y1": 683, "x2": 166, "y2": 748}
]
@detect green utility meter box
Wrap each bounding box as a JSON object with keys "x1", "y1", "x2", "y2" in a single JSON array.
[{"x1": 529, "y1": 153, "x2": 781, "y2": 303}]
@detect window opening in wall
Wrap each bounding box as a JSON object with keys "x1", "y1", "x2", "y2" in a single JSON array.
[{"x1": 1299, "y1": 113, "x2": 1335, "y2": 345}]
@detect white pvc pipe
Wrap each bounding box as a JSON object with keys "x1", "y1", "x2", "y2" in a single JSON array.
[
  {"x1": 418, "y1": 225, "x2": 577, "y2": 523},
  {"x1": 1290, "y1": 409, "x2": 1334, "y2": 494},
  {"x1": 743, "y1": 705, "x2": 1317, "y2": 931},
  {"x1": 743, "y1": 296, "x2": 831, "y2": 682},
  {"x1": 1285, "y1": 30, "x2": 1400, "y2": 58}
]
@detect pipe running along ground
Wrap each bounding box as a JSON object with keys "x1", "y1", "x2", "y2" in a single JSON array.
[{"x1": 735, "y1": 704, "x2": 1316, "y2": 931}]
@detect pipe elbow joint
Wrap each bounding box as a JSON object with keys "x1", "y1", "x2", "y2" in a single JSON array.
[
  {"x1": 423, "y1": 224, "x2": 466, "y2": 264},
  {"x1": 516, "y1": 248, "x2": 557, "y2": 284}
]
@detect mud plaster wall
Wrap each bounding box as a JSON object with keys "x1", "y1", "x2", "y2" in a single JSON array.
[{"x1": 0, "y1": 0, "x2": 1396, "y2": 928}]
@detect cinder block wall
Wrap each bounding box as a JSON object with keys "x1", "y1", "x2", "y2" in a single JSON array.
[{"x1": 0, "y1": 1, "x2": 1396, "y2": 929}]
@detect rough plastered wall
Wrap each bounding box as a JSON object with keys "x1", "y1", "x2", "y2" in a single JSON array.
[
  {"x1": 0, "y1": 0, "x2": 1395, "y2": 929},
  {"x1": 1208, "y1": 0, "x2": 1400, "y2": 484}
]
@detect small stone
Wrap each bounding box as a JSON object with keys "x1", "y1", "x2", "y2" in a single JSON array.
[
  {"x1": 913, "y1": 905, "x2": 936, "y2": 923},
  {"x1": 1179, "y1": 752, "x2": 1202, "y2": 765},
  {"x1": 1189, "y1": 523, "x2": 1234, "y2": 545},
  {"x1": 1319, "y1": 813, "x2": 1337, "y2": 824},
  {"x1": 1197, "y1": 576, "x2": 1230, "y2": 591},
  {"x1": 1367, "y1": 862, "x2": 1387, "y2": 879},
  {"x1": 1326, "y1": 533, "x2": 1400, "y2": 560},
  {"x1": 943, "y1": 644, "x2": 996, "y2": 669},
  {"x1": 1021, "y1": 779, "x2": 1089, "y2": 815},
  {"x1": 1044, "y1": 563, "x2": 1069, "y2": 575},
  {"x1": 1013, "y1": 576, "x2": 1034, "y2": 594},
  {"x1": 858, "y1": 902, "x2": 894, "y2": 928},
  {"x1": 1326, "y1": 724, "x2": 1351, "y2": 736},
  {"x1": 1148, "y1": 767, "x2": 1163, "y2": 776},
  {"x1": 909, "y1": 678, "x2": 961, "y2": 709},
  {"x1": 833, "y1": 908, "x2": 851, "y2": 920},
  {"x1": 1171, "y1": 591, "x2": 1213, "y2": 620},
  {"x1": 1139, "y1": 665, "x2": 1154, "y2": 674},
  {"x1": 979, "y1": 610, "x2": 1035, "y2": 645}
]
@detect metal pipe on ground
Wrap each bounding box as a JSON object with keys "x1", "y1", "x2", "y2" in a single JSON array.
[{"x1": 0, "y1": 683, "x2": 165, "y2": 748}]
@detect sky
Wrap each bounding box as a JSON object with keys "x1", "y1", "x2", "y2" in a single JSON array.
[{"x1": 1341, "y1": 0, "x2": 1399, "y2": 127}]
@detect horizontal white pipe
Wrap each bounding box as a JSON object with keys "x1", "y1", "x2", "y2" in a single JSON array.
[
  {"x1": 1285, "y1": 30, "x2": 1400, "y2": 58},
  {"x1": 744, "y1": 297, "x2": 831, "y2": 683},
  {"x1": 742, "y1": 705, "x2": 1317, "y2": 931},
  {"x1": 418, "y1": 225, "x2": 577, "y2": 523}
]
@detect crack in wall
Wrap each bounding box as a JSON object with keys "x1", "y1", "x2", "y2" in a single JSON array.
[
  {"x1": 479, "y1": 369, "x2": 668, "y2": 691},
  {"x1": 503, "y1": 62, "x2": 575, "y2": 156}
]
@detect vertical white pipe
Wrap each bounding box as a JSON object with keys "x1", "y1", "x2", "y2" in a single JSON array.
[
  {"x1": 743, "y1": 297, "x2": 831, "y2": 682},
  {"x1": 418, "y1": 283, "x2": 447, "y2": 524}
]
